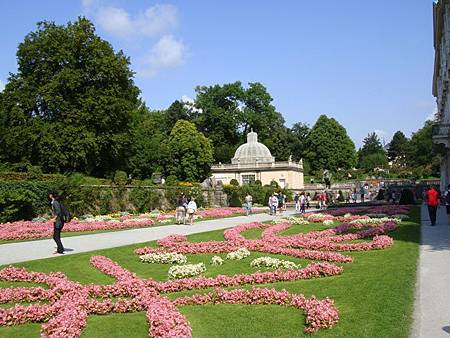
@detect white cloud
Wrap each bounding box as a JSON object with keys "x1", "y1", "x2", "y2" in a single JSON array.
[
  {"x1": 81, "y1": 0, "x2": 96, "y2": 9},
  {"x1": 96, "y1": 6, "x2": 133, "y2": 38},
  {"x1": 0, "y1": 80, "x2": 4, "y2": 92},
  {"x1": 181, "y1": 95, "x2": 194, "y2": 104},
  {"x1": 426, "y1": 107, "x2": 438, "y2": 122},
  {"x1": 141, "y1": 35, "x2": 187, "y2": 76},
  {"x1": 94, "y1": 3, "x2": 177, "y2": 39},
  {"x1": 137, "y1": 5, "x2": 178, "y2": 37}
]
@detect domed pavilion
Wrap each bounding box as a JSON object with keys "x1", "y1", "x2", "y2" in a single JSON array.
[{"x1": 211, "y1": 131, "x2": 304, "y2": 189}]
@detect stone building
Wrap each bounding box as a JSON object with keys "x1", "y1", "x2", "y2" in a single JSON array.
[
  {"x1": 432, "y1": 0, "x2": 450, "y2": 190},
  {"x1": 211, "y1": 131, "x2": 304, "y2": 189}
]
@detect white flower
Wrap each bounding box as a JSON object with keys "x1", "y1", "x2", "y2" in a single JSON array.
[
  {"x1": 140, "y1": 252, "x2": 187, "y2": 264},
  {"x1": 344, "y1": 213, "x2": 352, "y2": 218},
  {"x1": 250, "y1": 256, "x2": 299, "y2": 270},
  {"x1": 323, "y1": 219, "x2": 334, "y2": 225},
  {"x1": 211, "y1": 256, "x2": 224, "y2": 265},
  {"x1": 286, "y1": 217, "x2": 309, "y2": 225},
  {"x1": 349, "y1": 217, "x2": 401, "y2": 225},
  {"x1": 226, "y1": 248, "x2": 251, "y2": 260},
  {"x1": 168, "y1": 263, "x2": 206, "y2": 279}
]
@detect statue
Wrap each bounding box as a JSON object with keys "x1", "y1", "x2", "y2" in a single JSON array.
[{"x1": 323, "y1": 169, "x2": 332, "y2": 189}]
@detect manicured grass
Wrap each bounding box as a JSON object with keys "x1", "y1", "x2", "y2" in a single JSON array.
[{"x1": 0, "y1": 208, "x2": 420, "y2": 337}]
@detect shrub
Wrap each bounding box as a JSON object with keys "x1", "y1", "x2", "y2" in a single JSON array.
[
  {"x1": 130, "y1": 187, "x2": 161, "y2": 213},
  {"x1": 114, "y1": 171, "x2": 128, "y2": 186},
  {"x1": 230, "y1": 179, "x2": 239, "y2": 186},
  {"x1": 0, "y1": 189, "x2": 36, "y2": 223},
  {"x1": 229, "y1": 190, "x2": 242, "y2": 207}
]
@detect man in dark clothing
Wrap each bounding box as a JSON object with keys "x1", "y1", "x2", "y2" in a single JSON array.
[
  {"x1": 425, "y1": 186, "x2": 440, "y2": 226},
  {"x1": 49, "y1": 193, "x2": 65, "y2": 254}
]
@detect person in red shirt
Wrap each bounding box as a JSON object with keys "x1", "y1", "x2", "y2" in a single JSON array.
[{"x1": 425, "y1": 186, "x2": 440, "y2": 226}]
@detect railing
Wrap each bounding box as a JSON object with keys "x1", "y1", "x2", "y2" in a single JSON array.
[
  {"x1": 432, "y1": 123, "x2": 450, "y2": 137},
  {"x1": 212, "y1": 161, "x2": 302, "y2": 170}
]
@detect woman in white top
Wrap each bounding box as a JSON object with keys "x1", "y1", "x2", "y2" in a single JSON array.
[{"x1": 186, "y1": 198, "x2": 197, "y2": 225}]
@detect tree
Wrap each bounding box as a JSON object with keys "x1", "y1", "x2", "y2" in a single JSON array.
[
  {"x1": 387, "y1": 131, "x2": 409, "y2": 166},
  {"x1": 407, "y1": 120, "x2": 440, "y2": 176},
  {"x1": 193, "y1": 81, "x2": 286, "y2": 162},
  {"x1": 164, "y1": 120, "x2": 214, "y2": 182},
  {"x1": 305, "y1": 115, "x2": 357, "y2": 172},
  {"x1": 288, "y1": 122, "x2": 310, "y2": 161},
  {"x1": 129, "y1": 107, "x2": 166, "y2": 179},
  {"x1": 0, "y1": 17, "x2": 140, "y2": 176},
  {"x1": 164, "y1": 100, "x2": 193, "y2": 134},
  {"x1": 358, "y1": 132, "x2": 387, "y2": 170}
]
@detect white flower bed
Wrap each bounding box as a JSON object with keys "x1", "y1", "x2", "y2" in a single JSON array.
[
  {"x1": 250, "y1": 256, "x2": 299, "y2": 270},
  {"x1": 344, "y1": 213, "x2": 352, "y2": 218},
  {"x1": 349, "y1": 217, "x2": 401, "y2": 225},
  {"x1": 391, "y1": 214, "x2": 409, "y2": 220},
  {"x1": 226, "y1": 248, "x2": 251, "y2": 260},
  {"x1": 139, "y1": 252, "x2": 187, "y2": 265},
  {"x1": 168, "y1": 263, "x2": 206, "y2": 279},
  {"x1": 286, "y1": 217, "x2": 310, "y2": 225},
  {"x1": 366, "y1": 213, "x2": 388, "y2": 218},
  {"x1": 306, "y1": 213, "x2": 330, "y2": 220},
  {"x1": 323, "y1": 220, "x2": 334, "y2": 225},
  {"x1": 210, "y1": 256, "x2": 224, "y2": 265}
]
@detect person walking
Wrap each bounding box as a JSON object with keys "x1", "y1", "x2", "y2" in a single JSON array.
[
  {"x1": 426, "y1": 186, "x2": 440, "y2": 226},
  {"x1": 244, "y1": 193, "x2": 253, "y2": 216},
  {"x1": 300, "y1": 193, "x2": 306, "y2": 214},
  {"x1": 306, "y1": 193, "x2": 311, "y2": 209},
  {"x1": 270, "y1": 194, "x2": 279, "y2": 216},
  {"x1": 49, "y1": 193, "x2": 65, "y2": 255},
  {"x1": 176, "y1": 194, "x2": 187, "y2": 224},
  {"x1": 186, "y1": 198, "x2": 197, "y2": 226},
  {"x1": 278, "y1": 193, "x2": 285, "y2": 215},
  {"x1": 294, "y1": 193, "x2": 300, "y2": 211}
]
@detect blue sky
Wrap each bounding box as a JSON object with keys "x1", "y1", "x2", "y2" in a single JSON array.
[{"x1": 0, "y1": 0, "x2": 435, "y2": 147}]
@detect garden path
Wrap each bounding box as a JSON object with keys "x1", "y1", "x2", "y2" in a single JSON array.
[
  {"x1": 413, "y1": 205, "x2": 450, "y2": 338},
  {"x1": 0, "y1": 210, "x2": 296, "y2": 266}
]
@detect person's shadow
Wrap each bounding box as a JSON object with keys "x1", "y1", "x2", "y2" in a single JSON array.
[
  {"x1": 442, "y1": 326, "x2": 450, "y2": 334},
  {"x1": 63, "y1": 248, "x2": 74, "y2": 252}
]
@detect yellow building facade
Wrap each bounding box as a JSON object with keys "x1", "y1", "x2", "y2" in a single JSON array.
[{"x1": 211, "y1": 131, "x2": 304, "y2": 189}]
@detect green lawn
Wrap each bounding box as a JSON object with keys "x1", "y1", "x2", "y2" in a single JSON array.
[{"x1": 0, "y1": 208, "x2": 420, "y2": 338}]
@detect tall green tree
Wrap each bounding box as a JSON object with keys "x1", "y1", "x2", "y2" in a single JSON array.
[
  {"x1": 358, "y1": 132, "x2": 388, "y2": 170},
  {"x1": 387, "y1": 131, "x2": 409, "y2": 166},
  {"x1": 288, "y1": 122, "x2": 310, "y2": 161},
  {"x1": 164, "y1": 120, "x2": 214, "y2": 182},
  {"x1": 407, "y1": 120, "x2": 439, "y2": 173},
  {"x1": 193, "y1": 81, "x2": 286, "y2": 162},
  {"x1": 0, "y1": 17, "x2": 140, "y2": 176},
  {"x1": 129, "y1": 107, "x2": 166, "y2": 179},
  {"x1": 305, "y1": 115, "x2": 357, "y2": 172}
]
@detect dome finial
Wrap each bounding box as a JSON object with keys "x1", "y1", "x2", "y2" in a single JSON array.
[{"x1": 247, "y1": 130, "x2": 257, "y2": 143}]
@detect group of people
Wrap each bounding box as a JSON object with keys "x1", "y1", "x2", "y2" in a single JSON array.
[
  {"x1": 176, "y1": 194, "x2": 197, "y2": 225},
  {"x1": 294, "y1": 192, "x2": 311, "y2": 214},
  {"x1": 268, "y1": 193, "x2": 287, "y2": 215}
]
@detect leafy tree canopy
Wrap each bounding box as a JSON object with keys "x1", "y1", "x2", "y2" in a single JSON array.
[
  {"x1": 0, "y1": 17, "x2": 140, "y2": 176},
  {"x1": 305, "y1": 115, "x2": 357, "y2": 172},
  {"x1": 387, "y1": 131, "x2": 410, "y2": 165},
  {"x1": 163, "y1": 120, "x2": 214, "y2": 182},
  {"x1": 192, "y1": 81, "x2": 286, "y2": 162}
]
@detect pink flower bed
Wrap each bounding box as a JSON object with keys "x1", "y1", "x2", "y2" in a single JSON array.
[
  {"x1": 0, "y1": 256, "x2": 340, "y2": 336},
  {"x1": 173, "y1": 287, "x2": 339, "y2": 333},
  {"x1": 0, "y1": 207, "x2": 267, "y2": 241},
  {"x1": 0, "y1": 206, "x2": 406, "y2": 336},
  {"x1": 0, "y1": 219, "x2": 155, "y2": 241}
]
